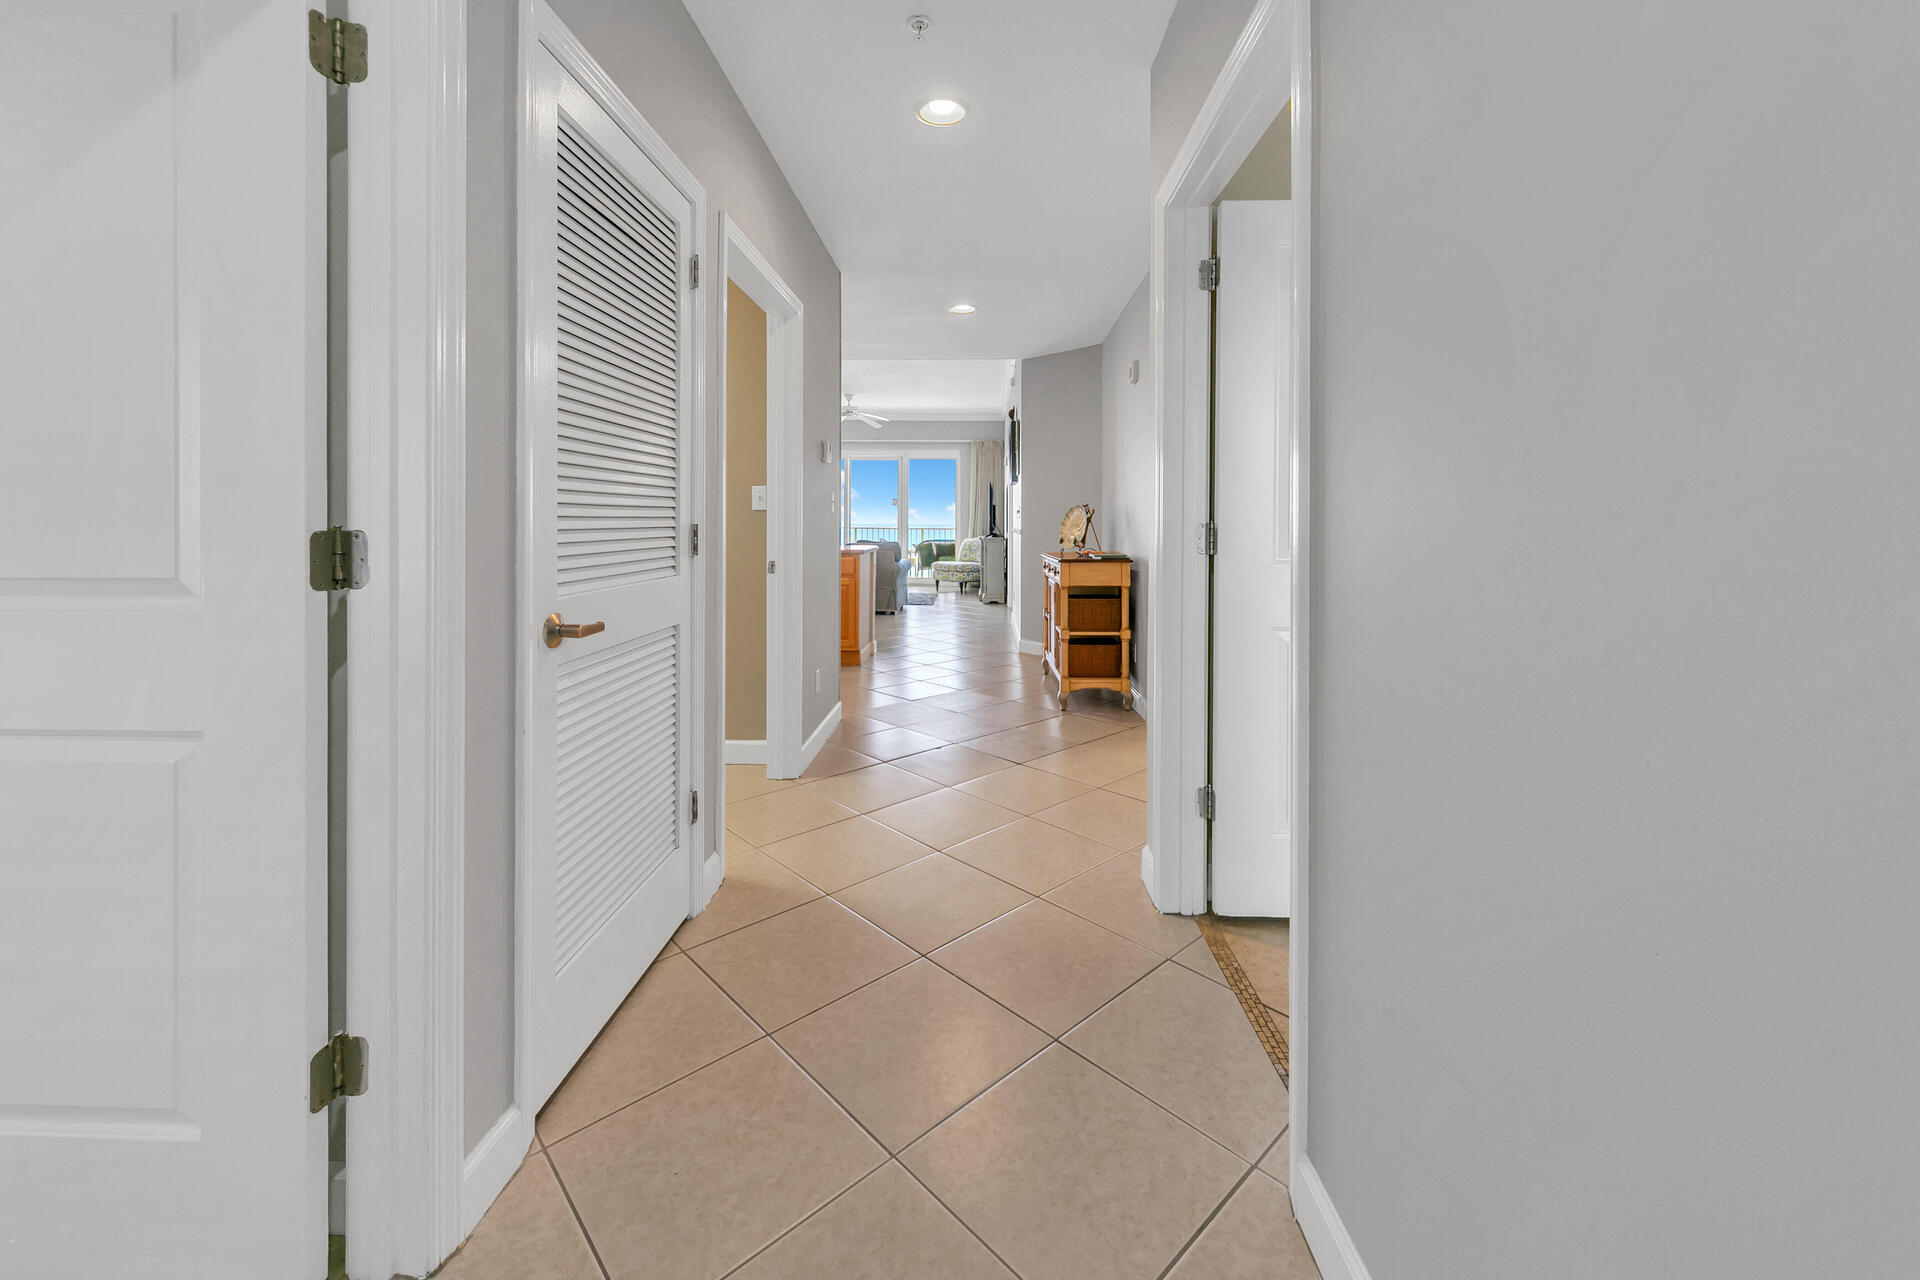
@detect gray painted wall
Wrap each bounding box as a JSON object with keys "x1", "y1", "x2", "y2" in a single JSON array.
[
  {"x1": 1098, "y1": 277, "x2": 1152, "y2": 695},
  {"x1": 1149, "y1": 0, "x2": 1259, "y2": 194},
  {"x1": 463, "y1": 0, "x2": 842, "y2": 1152},
  {"x1": 1083, "y1": 0, "x2": 1257, "y2": 705},
  {"x1": 1310, "y1": 4, "x2": 1920, "y2": 1276},
  {"x1": 1012, "y1": 346, "x2": 1104, "y2": 646}
]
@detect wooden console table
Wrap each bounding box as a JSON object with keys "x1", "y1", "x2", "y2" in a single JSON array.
[{"x1": 1041, "y1": 552, "x2": 1132, "y2": 709}]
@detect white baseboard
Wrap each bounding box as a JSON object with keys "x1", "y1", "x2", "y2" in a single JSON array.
[
  {"x1": 1138, "y1": 843, "x2": 1170, "y2": 913},
  {"x1": 1129, "y1": 681, "x2": 1148, "y2": 721},
  {"x1": 1292, "y1": 1157, "x2": 1374, "y2": 1280},
  {"x1": 724, "y1": 738, "x2": 767, "y2": 765},
  {"x1": 701, "y1": 848, "x2": 724, "y2": 901},
  {"x1": 1018, "y1": 639, "x2": 1043, "y2": 656},
  {"x1": 457, "y1": 1105, "x2": 532, "y2": 1244},
  {"x1": 792, "y1": 701, "x2": 841, "y2": 778}
]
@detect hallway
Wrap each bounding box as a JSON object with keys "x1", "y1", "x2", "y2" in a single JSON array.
[{"x1": 437, "y1": 592, "x2": 1313, "y2": 1279}]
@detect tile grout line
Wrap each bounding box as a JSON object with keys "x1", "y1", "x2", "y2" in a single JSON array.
[
  {"x1": 890, "y1": 1156, "x2": 1033, "y2": 1280},
  {"x1": 537, "y1": 1141, "x2": 616, "y2": 1280},
  {"x1": 1146, "y1": 1081, "x2": 1295, "y2": 1280},
  {"x1": 1048, "y1": 1004, "x2": 1273, "y2": 1172},
  {"x1": 1150, "y1": 1096, "x2": 1293, "y2": 1280},
  {"x1": 539, "y1": 1031, "x2": 773, "y2": 1148},
  {"x1": 708, "y1": 1161, "x2": 899, "y2": 1280},
  {"x1": 1152, "y1": 1153, "x2": 1269, "y2": 1280},
  {"x1": 739, "y1": 1035, "x2": 1033, "y2": 1280}
]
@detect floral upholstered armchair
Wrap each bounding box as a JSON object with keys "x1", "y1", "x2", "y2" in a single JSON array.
[{"x1": 931, "y1": 536, "x2": 984, "y2": 591}]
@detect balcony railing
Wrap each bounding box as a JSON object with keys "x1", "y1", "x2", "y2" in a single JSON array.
[{"x1": 848, "y1": 526, "x2": 957, "y2": 569}]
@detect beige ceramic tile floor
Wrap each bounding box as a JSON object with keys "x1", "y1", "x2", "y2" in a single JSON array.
[{"x1": 436, "y1": 591, "x2": 1314, "y2": 1280}]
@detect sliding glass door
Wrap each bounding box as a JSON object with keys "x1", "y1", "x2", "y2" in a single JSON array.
[{"x1": 843, "y1": 452, "x2": 960, "y2": 577}]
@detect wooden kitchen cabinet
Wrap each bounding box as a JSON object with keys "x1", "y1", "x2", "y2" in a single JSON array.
[{"x1": 840, "y1": 545, "x2": 875, "y2": 666}]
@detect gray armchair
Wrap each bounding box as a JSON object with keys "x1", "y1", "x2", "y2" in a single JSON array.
[{"x1": 851, "y1": 540, "x2": 909, "y2": 613}]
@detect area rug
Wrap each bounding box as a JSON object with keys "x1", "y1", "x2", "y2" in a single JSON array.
[{"x1": 904, "y1": 590, "x2": 936, "y2": 606}]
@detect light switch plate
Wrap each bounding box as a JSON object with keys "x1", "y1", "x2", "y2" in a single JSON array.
[{"x1": 750, "y1": 485, "x2": 767, "y2": 511}]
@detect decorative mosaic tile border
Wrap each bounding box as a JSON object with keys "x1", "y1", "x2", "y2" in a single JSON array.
[{"x1": 1195, "y1": 914, "x2": 1289, "y2": 1087}]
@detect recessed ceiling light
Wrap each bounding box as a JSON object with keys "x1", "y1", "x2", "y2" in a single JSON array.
[
  {"x1": 918, "y1": 98, "x2": 966, "y2": 127},
  {"x1": 948, "y1": 303, "x2": 977, "y2": 315}
]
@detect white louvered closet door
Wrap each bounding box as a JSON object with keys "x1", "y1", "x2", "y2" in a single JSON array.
[{"x1": 525, "y1": 43, "x2": 696, "y2": 1109}]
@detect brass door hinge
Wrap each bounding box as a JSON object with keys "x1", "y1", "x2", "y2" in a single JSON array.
[
  {"x1": 308, "y1": 11, "x2": 369, "y2": 85},
  {"x1": 309, "y1": 1032, "x2": 368, "y2": 1112}
]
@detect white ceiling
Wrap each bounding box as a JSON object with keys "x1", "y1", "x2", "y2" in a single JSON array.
[
  {"x1": 683, "y1": 0, "x2": 1176, "y2": 360},
  {"x1": 843, "y1": 358, "x2": 1013, "y2": 420}
]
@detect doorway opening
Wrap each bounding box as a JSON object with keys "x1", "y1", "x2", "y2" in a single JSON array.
[
  {"x1": 723, "y1": 282, "x2": 771, "y2": 765},
  {"x1": 716, "y1": 216, "x2": 806, "y2": 781}
]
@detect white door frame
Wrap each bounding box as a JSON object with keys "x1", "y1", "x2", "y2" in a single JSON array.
[
  {"x1": 338, "y1": 0, "x2": 474, "y2": 1276},
  {"x1": 342, "y1": 0, "x2": 1329, "y2": 1274},
  {"x1": 337, "y1": 0, "x2": 717, "y2": 1275},
  {"x1": 715, "y1": 215, "x2": 805, "y2": 802},
  {"x1": 1143, "y1": 0, "x2": 1316, "y2": 1213},
  {"x1": 1144, "y1": 0, "x2": 1292, "y2": 913}
]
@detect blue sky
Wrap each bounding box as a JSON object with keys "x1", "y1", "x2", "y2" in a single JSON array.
[{"x1": 848, "y1": 457, "x2": 957, "y2": 533}]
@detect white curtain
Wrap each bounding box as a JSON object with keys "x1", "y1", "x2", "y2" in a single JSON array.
[{"x1": 968, "y1": 440, "x2": 1004, "y2": 540}]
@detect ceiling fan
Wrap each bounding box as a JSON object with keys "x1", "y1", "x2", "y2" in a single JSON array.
[{"x1": 841, "y1": 393, "x2": 890, "y2": 430}]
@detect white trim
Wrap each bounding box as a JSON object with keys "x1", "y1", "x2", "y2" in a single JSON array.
[
  {"x1": 1146, "y1": 0, "x2": 1294, "y2": 921},
  {"x1": 1287, "y1": 0, "x2": 1315, "y2": 1185},
  {"x1": 855, "y1": 406, "x2": 1005, "y2": 422},
  {"x1": 1143, "y1": 0, "x2": 1311, "y2": 1251},
  {"x1": 1137, "y1": 842, "x2": 1160, "y2": 906},
  {"x1": 340, "y1": 1, "x2": 469, "y2": 1276},
  {"x1": 841, "y1": 442, "x2": 969, "y2": 458},
  {"x1": 724, "y1": 739, "x2": 769, "y2": 765},
  {"x1": 1018, "y1": 639, "x2": 1044, "y2": 656},
  {"x1": 1292, "y1": 1159, "x2": 1374, "y2": 1280},
  {"x1": 717, "y1": 215, "x2": 806, "y2": 783},
  {"x1": 1129, "y1": 682, "x2": 1149, "y2": 721},
  {"x1": 513, "y1": 0, "x2": 710, "y2": 1195},
  {"x1": 797, "y1": 701, "x2": 842, "y2": 775},
  {"x1": 457, "y1": 1108, "x2": 532, "y2": 1235},
  {"x1": 1149, "y1": 204, "x2": 1214, "y2": 917}
]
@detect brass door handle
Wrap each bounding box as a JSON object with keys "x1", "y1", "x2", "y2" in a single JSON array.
[{"x1": 545, "y1": 613, "x2": 606, "y2": 648}]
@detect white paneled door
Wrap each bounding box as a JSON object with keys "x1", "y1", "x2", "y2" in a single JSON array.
[
  {"x1": 522, "y1": 40, "x2": 696, "y2": 1110},
  {"x1": 1210, "y1": 201, "x2": 1294, "y2": 917},
  {"x1": 0, "y1": 3, "x2": 327, "y2": 1277}
]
